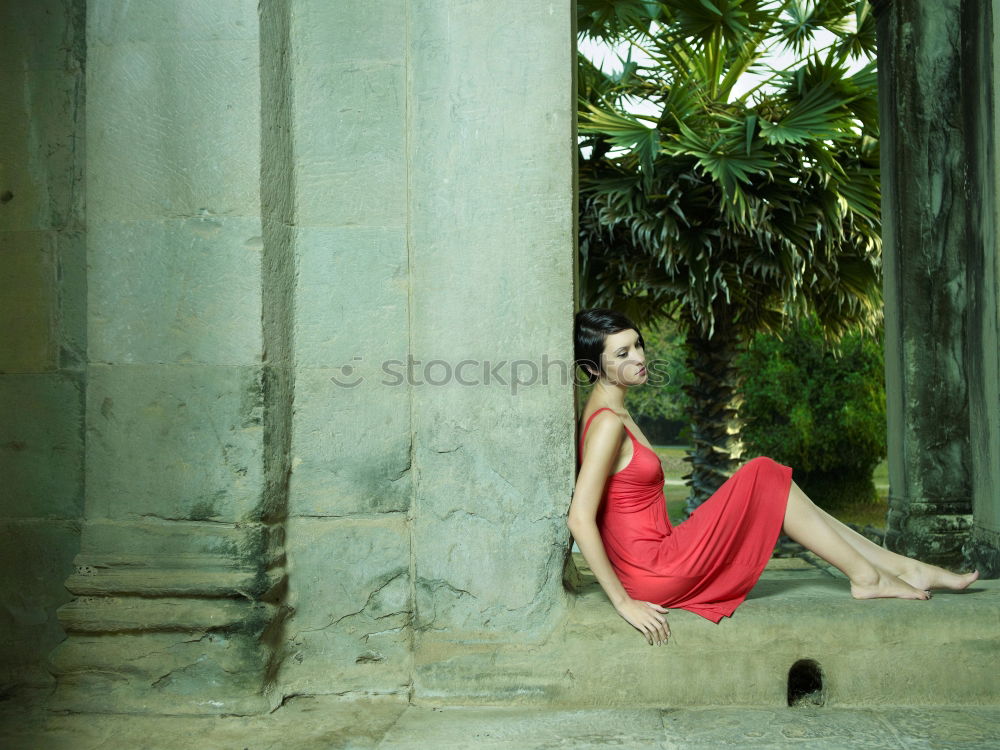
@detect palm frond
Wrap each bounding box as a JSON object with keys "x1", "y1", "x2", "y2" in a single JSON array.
[
  {"x1": 758, "y1": 80, "x2": 851, "y2": 144},
  {"x1": 579, "y1": 101, "x2": 661, "y2": 175},
  {"x1": 577, "y1": 0, "x2": 662, "y2": 41}
]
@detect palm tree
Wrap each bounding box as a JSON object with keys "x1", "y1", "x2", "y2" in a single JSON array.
[{"x1": 577, "y1": 0, "x2": 881, "y2": 513}]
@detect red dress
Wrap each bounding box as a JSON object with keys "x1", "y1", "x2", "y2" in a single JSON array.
[{"x1": 578, "y1": 407, "x2": 793, "y2": 623}]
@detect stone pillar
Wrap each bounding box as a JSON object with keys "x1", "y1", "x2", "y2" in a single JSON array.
[
  {"x1": 48, "y1": 0, "x2": 289, "y2": 714},
  {"x1": 407, "y1": 0, "x2": 577, "y2": 693},
  {"x1": 876, "y1": 0, "x2": 975, "y2": 565},
  {"x1": 965, "y1": 1, "x2": 1000, "y2": 577},
  {"x1": 272, "y1": 0, "x2": 577, "y2": 700},
  {"x1": 44, "y1": 0, "x2": 576, "y2": 710},
  {"x1": 0, "y1": 0, "x2": 86, "y2": 690},
  {"x1": 275, "y1": 0, "x2": 414, "y2": 696}
]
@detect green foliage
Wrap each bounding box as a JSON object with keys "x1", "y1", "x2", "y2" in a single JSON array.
[
  {"x1": 737, "y1": 314, "x2": 886, "y2": 508},
  {"x1": 578, "y1": 0, "x2": 664, "y2": 42},
  {"x1": 577, "y1": 0, "x2": 882, "y2": 341}
]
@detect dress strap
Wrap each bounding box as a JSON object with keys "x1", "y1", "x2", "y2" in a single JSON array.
[{"x1": 578, "y1": 406, "x2": 621, "y2": 455}]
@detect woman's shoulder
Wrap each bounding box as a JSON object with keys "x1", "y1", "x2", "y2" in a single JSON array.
[{"x1": 580, "y1": 406, "x2": 627, "y2": 440}]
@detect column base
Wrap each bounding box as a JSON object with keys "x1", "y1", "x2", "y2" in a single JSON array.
[
  {"x1": 48, "y1": 520, "x2": 288, "y2": 715},
  {"x1": 48, "y1": 632, "x2": 280, "y2": 716},
  {"x1": 964, "y1": 527, "x2": 1000, "y2": 579},
  {"x1": 885, "y1": 499, "x2": 973, "y2": 568}
]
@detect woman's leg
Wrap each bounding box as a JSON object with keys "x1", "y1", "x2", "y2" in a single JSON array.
[
  {"x1": 813, "y1": 505, "x2": 980, "y2": 591},
  {"x1": 781, "y1": 480, "x2": 929, "y2": 600}
]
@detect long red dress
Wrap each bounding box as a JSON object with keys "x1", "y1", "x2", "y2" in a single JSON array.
[{"x1": 578, "y1": 407, "x2": 793, "y2": 623}]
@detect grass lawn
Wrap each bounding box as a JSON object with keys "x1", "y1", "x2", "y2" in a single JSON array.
[{"x1": 653, "y1": 445, "x2": 890, "y2": 530}]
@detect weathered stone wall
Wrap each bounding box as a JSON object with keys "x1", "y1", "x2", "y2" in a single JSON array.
[
  {"x1": 273, "y1": 0, "x2": 414, "y2": 696},
  {"x1": 274, "y1": 0, "x2": 577, "y2": 699},
  {"x1": 27, "y1": 0, "x2": 577, "y2": 712},
  {"x1": 406, "y1": 0, "x2": 577, "y2": 693},
  {"x1": 0, "y1": 0, "x2": 87, "y2": 691},
  {"x1": 48, "y1": 0, "x2": 289, "y2": 714}
]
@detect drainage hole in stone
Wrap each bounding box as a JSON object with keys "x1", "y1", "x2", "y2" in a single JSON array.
[{"x1": 787, "y1": 658, "x2": 825, "y2": 707}]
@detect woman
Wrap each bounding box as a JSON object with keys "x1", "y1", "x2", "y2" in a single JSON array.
[{"x1": 568, "y1": 308, "x2": 980, "y2": 646}]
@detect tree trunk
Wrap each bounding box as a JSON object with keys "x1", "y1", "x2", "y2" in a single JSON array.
[{"x1": 681, "y1": 316, "x2": 744, "y2": 515}]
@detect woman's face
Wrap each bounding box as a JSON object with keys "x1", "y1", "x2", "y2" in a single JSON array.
[{"x1": 597, "y1": 328, "x2": 647, "y2": 386}]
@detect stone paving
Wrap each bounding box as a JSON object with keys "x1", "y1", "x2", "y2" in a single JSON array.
[{"x1": 4, "y1": 694, "x2": 1000, "y2": 749}]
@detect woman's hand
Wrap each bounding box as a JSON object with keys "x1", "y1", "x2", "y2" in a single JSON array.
[{"x1": 614, "y1": 598, "x2": 671, "y2": 645}]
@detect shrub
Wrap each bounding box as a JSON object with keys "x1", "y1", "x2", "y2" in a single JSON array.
[{"x1": 737, "y1": 316, "x2": 886, "y2": 510}]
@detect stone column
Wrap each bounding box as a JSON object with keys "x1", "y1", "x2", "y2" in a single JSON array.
[
  {"x1": 271, "y1": 0, "x2": 577, "y2": 701},
  {"x1": 965, "y1": 1, "x2": 1000, "y2": 577},
  {"x1": 48, "y1": 0, "x2": 289, "y2": 714},
  {"x1": 45, "y1": 0, "x2": 577, "y2": 710},
  {"x1": 876, "y1": 0, "x2": 975, "y2": 565},
  {"x1": 0, "y1": 0, "x2": 86, "y2": 690},
  {"x1": 407, "y1": 0, "x2": 577, "y2": 694},
  {"x1": 274, "y1": 0, "x2": 414, "y2": 696}
]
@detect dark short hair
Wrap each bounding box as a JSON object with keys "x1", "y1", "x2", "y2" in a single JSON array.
[{"x1": 574, "y1": 308, "x2": 644, "y2": 384}]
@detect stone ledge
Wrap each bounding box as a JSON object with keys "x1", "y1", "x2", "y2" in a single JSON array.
[
  {"x1": 413, "y1": 557, "x2": 1000, "y2": 707},
  {"x1": 57, "y1": 596, "x2": 278, "y2": 634},
  {"x1": 66, "y1": 563, "x2": 285, "y2": 598}
]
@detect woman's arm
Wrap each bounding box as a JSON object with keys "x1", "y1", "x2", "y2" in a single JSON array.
[{"x1": 567, "y1": 414, "x2": 671, "y2": 645}]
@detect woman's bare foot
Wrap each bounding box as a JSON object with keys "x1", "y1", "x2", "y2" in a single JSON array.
[
  {"x1": 850, "y1": 569, "x2": 931, "y2": 600},
  {"x1": 899, "y1": 564, "x2": 980, "y2": 592}
]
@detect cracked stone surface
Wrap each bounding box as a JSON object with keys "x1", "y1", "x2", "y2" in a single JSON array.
[{"x1": 278, "y1": 517, "x2": 413, "y2": 696}]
